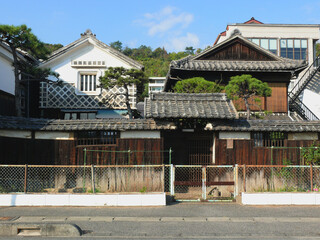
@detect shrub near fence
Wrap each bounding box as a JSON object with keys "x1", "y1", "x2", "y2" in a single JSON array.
[
  {"x1": 238, "y1": 165, "x2": 320, "y2": 193},
  {"x1": 0, "y1": 165, "x2": 164, "y2": 194}
]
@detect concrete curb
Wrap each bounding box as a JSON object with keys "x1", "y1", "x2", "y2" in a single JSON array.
[
  {"x1": 242, "y1": 192, "x2": 320, "y2": 205},
  {"x1": 0, "y1": 193, "x2": 166, "y2": 206},
  {"x1": 0, "y1": 223, "x2": 81, "y2": 237}
]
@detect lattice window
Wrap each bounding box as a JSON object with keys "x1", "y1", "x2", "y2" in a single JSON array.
[
  {"x1": 253, "y1": 132, "x2": 287, "y2": 147},
  {"x1": 76, "y1": 131, "x2": 119, "y2": 146},
  {"x1": 80, "y1": 74, "x2": 97, "y2": 92}
]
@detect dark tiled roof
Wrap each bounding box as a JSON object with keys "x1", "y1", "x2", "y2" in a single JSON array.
[
  {"x1": 205, "y1": 119, "x2": 320, "y2": 132},
  {"x1": 238, "y1": 112, "x2": 303, "y2": 121},
  {"x1": 171, "y1": 59, "x2": 306, "y2": 72},
  {"x1": 145, "y1": 93, "x2": 238, "y2": 119},
  {"x1": 0, "y1": 116, "x2": 174, "y2": 131},
  {"x1": 171, "y1": 35, "x2": 307, "y2": 72}
]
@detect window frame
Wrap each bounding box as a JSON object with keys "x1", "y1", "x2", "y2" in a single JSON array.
[
  {"x1": 76, "y1": 131, "x2": 119, "y2": 146},
  {"x1": 280, "y1": 38, "x2": 308, "y2": 60},
  {"x1": 252, "y1": 131, "x2": 287, "y2": 148},
  {"x1": 248, "y1": 38, "x2": 278, "y2": 55},
  {"x1": 76, "y1": 71, "x2": 99, "y2": 95}
]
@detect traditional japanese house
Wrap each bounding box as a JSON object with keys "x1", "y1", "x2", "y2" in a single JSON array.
[{"x1": 166, "y1": 34, "x2": 307, "y2": 116}]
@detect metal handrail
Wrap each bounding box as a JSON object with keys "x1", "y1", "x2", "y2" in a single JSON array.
[
  {"x1": 289, "y1": 96, "x2": 319, "y2": 120},
  {"x1": 289, "y1": 55, "x2": 320, "y2": 101}
]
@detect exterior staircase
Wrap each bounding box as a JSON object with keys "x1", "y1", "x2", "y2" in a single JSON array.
[{"x1": 288, "y1": 56, "x2": 320, "y2": 120}]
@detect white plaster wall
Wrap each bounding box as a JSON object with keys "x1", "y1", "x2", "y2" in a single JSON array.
[
  {"x1": 219, "y1": 132, "x2": 251, "y2": 140},
  {"x1": 0, "y1": 130, "x2": 31, "y2": 139},
  {"x1": 35, "y1": 131, "x2": 74, "y2": 140},
  {"x1": 302, "y1": 89, "x2": 320, "y2": 119},
  {"x1": 288, "y1": 132, "x2": 318, "y2": 140},
  {"x1": 0, "y1": 47, "x2": 15, "y2": 94},
  {"x1": 42, "y1": 40, "x2": 133, "y2": 90},
  {"x1": 120, "y1": 131, "x2": 161, "y2": 139}
]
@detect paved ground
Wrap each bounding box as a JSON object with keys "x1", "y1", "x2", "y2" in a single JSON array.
[{"x1": 1, "y1": 203, "x2": 320, "y2": 239}]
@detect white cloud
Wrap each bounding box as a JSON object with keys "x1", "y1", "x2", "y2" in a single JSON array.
[
  {"x1": 166, "y1": 33, "x2": 200, "y2": 52},
  {"x1": 137, "y1": 6, "x2": 194, "y2": 36}
]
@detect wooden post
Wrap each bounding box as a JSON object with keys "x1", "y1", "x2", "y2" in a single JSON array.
[
  {"x1": 91, "y1": 164, "x2": 95, "y2": 194},
  {"x1": 310, "y1": 165, "x2": 313, "y2": 192},
  {"x1": 24, "y1": 164, "x2": 28, "y2": 194},
  {"x1": 170, "y1": 165, "x2": 175, "y2": 196},
  {"x1": 202, "y1": 166, "x2": 207, "y2": 200},
  {"x1": 234, "y1": 164, "x2": 238, "y2": 197},
  {"x1": 243, "y1": 165, "x2": 246, "y2": 192},
  {"x1": 162, "y1": 165, "x2": 165, "y2": 192}
]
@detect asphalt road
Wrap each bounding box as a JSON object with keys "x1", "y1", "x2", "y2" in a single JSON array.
[{"x1": 1, "y1": 203, "x2": 320, "y2": 239}]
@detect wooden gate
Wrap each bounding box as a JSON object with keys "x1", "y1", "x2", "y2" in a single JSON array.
[
  {"x1": 187, "y1": 136, "x2": 213, "y2": 165},
  {"x1": 173, "y1": 165, "x2": 234, "y2": 200}
]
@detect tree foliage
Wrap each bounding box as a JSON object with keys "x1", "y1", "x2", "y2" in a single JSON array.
[
  {"x1": 173, "y1": 77, "x2": 223, "y2": 93},
  {"x1": 185, "y1": 46, "x2": 195, "y2": 55},
  {"x1": 43, "y1": 43, "x2": 63, "y2": 55},
  {"x1": 0, "y1": 24, "x2": 55, "y2": 116},
  {"x1": 302, "y1": 142, "x2": 320, "y2": 165},
  {"x1": 109, "y1": 41, "x2": 123, "y2": 52},
  {"x1": 225, "y1": 74, "x2": 272, "y2": 120},
  {"x1": 316, "y1": 43, "x2": 320, "y2": 57},
  {"x1": 108, "y1": 41, "x2": 190, "y2": 78},
  {"x1": 99, "y1": 67, "x2": 147, "y2": 119}
]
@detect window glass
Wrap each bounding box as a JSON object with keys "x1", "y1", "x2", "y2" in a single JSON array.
[
  {"x1": 80, "y1": 113, "x2": 88, "y2": 119},
  {"x1": 294, "y1": 40, "x2": 301, "y2": 60},
  {"x1": 260, "y1": 39, "x2": 268, "y2": 49},
  {"x1": 252, "y1": 39, "x2": 259, "y2": 45},
  {"x1": 80, "y1": 75, "x2": 84, "y2": 91},
  {"x1": 64, "y1": 113, "x2": 70, "y2": 120},
  {"x1": 286, "y1": 40, "x2": 293, "y2": 59},
  {"x1": 269, "y1": 39, "x2": 277, "y2": 50},
  {"x1": 280, "y1": 40, "x2": 287, "y2": 57},
  {"x1": 88, "y1": 113, "x2": 96, "y2": 119},
  {"x1": 301, "y1": 40, "x2": 307, "y2": 59},
  {"x1": 301, "y1": 40, "x2": 307, "y2": 48}
]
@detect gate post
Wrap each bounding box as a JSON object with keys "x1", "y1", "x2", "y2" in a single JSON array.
[
  {"x1": 202, "y1": 166, "x2": 207, "y2": 200},
  {"x1": 170, "y1": 164, "x2": 175, "y2": 196},
  {"x1": 234, "y1": 164, "x2": 238, "y2": 197}
]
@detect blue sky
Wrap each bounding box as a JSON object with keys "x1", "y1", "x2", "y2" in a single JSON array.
[{"x1": 1, "y1": 0, "x2": 320, "y2": 52}]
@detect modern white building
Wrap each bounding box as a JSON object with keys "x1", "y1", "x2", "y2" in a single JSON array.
[
  {"x1": 148, "y1": 77, "x2": 165, "y2": 94},
  {"x1": 215, "y1": 18, "x2": 320, "y2": 120},
  {"x1": 39, "y1": 30, "x2": 144, "y2": 119}
]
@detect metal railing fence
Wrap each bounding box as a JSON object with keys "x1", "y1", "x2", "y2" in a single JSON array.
[
  {"x1": 238, "y1": 165, "x2": 320, "y2": 193},
  {"x1": 0, "y1": 165, "x2": 164, "y2": 194},
  {"x1": 0, "y1": 164, "x2": 320, "y2": 200}
]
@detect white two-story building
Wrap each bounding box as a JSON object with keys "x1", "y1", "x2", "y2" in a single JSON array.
[{"x1": 39, "y1": 29, "x2": 144, "y2": 119}]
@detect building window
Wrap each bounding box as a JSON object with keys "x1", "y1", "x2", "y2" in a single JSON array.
[
  {"x1": 150, "y1": 87, "x2": 163, "y2": 92},
  {"x1": 253, "y1": 132, "x2": 287, "y2": 147},
  {"x1": 280, "y1": 39, "x2": 307, "y2": 60},
  {"x1": 248, "y1": 38, "x2": 278, "y2": 55},
  {"x1": 80, "y1": 73, "x2": 97, "y2": 92},
  {"x1": 64, "y1": 112, "x2": 96, "y2": 120},
  {"x1": 76, "y1": 131, "x2": 119, "y2": 146}
]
